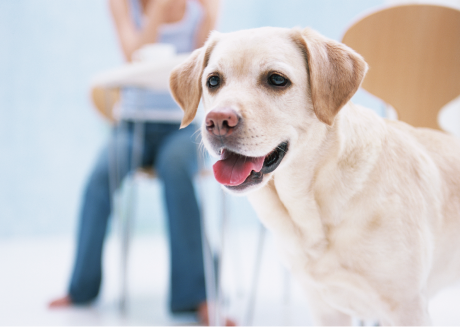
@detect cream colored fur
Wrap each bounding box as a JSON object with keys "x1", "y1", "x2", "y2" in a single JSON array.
[{"x1": 169, "y1": 26, "x2": 460, "y2": 325}]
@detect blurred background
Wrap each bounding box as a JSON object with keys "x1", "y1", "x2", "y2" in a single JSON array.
[
  {"x1": 1, "y1": 0, "x2": 460, "y2": 325},
  {"x1": 0, "y1": 0, "x2": 390, "y2": 239}
]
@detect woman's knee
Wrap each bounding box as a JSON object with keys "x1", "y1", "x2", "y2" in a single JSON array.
[{"x1": 156, "y1": 132, "x2": 198, "y2": 178}]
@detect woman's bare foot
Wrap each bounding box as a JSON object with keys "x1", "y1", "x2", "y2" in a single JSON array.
[
  {"x1": 197, "y1": 302, "x2": 236, "y2": 326},
  {"x1": 48, "y1": 295, "x2": 72, "y2": 308}
]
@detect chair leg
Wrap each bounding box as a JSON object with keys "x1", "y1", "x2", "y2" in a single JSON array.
[
  {"x1": 200, "y1": 214, "x2": 217, "y2": 325},
  {"x1": 195, "y1": 148, "x2": 215, "y2": 325},
  {"x1": 197, "y1": 152, "x2": 231, "y2": 325},
  {"x1": 118, "y1": 121, "x2": 144, "y2": 313},
  {"x1": 118, "y1": 176, "x2": 137, "y2": 313},
  {"x1": 113, "y1": 192, "x2": 127, "y2": 314},
  {"x1": 108, "y1": 123, "x2": 129, "y2": 313},
  {"x1": 214, "y1": 186, "x2": 230, "y2": 326},
  {"x1": 116, "y1": 190, "x2": 128, "y2": 313},
  {"x1": 282, "y1": 266, "x2": 291, "y2": 325},
  {"x1": 245, "y1": 223, "x2": 266, "y2": 326}
]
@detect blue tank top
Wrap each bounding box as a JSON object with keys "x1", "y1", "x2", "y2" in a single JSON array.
[{"x1": 120, "y1": 0, "x2": 203, "y2": 120}]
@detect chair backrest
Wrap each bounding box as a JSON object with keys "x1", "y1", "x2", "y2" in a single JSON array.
[
  {"x1": 90, "y1": 86, "x2": 120, "y2": 123},
  {"x1": 342, "y1": 4, "x2": 460, "y2": 130}
]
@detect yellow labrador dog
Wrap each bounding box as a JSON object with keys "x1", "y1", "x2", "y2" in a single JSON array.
[{"x1": 170, "y1": 27, "x2": 460, "y2": 325}]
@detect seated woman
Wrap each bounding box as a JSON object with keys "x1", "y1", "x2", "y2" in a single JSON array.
[{"x1": 49, "y1": 0, "x2": 221, "y2": 324}]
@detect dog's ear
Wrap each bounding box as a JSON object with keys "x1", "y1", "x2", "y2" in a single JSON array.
[
  {"x1": 170, "y1": 36, "x2": 218, "y2": 128},
  {"x1": 292, "y1": 28, "x2": 368, "y2": 125}
]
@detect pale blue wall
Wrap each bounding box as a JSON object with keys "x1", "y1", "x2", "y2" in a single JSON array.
[
  {"x1": 220, "y1": 0, "x2": 381, "y2": 39},
  {"x1": 0, "y1": 0, "x2": 384, "y2": 238},
  {"x1": 0, "y1": 0, "x2": 121, "y2": 236}
]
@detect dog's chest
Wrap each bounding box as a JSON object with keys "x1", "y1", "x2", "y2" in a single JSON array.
[{"x1": 260, "y1": 178, "x2": 387, "y2": 319}]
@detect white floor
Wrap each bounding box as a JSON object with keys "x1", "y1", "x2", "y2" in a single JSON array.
[{"x1": 2, "y1": 232, "x2": 460, "y2": 326}]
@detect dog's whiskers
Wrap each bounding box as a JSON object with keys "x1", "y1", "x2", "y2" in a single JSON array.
[{"x1": 192, "y1": 128, "x2": 201, "y2": 139}]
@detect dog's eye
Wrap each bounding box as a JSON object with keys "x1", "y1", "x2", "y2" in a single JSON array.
[
  {"x1": 207, "y1": 75, "x2": 220, "y2": 88},
  {"x1": 269, "y1": 74, "x2": 288, "y2": 86}
]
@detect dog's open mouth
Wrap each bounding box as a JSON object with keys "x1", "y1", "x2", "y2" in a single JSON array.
[{"x1": 213, "y1": 142, "x2": 288, "y2": 190}]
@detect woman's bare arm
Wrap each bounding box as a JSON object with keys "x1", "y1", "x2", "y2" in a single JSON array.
[
  {"x1": 195, "y1": 0, "x2": 220, "y2": 48},
  {"x1": 109, "y1": 0, "x2": 167, "y2": 61},
  {"x1": 109, "y1": 0, "x2": 219, "y2": 59}
]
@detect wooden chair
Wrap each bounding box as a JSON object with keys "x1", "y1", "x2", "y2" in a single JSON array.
[
  {"x1": 91, "y1": 86, "x2": 120, "y2": 122},
  {"x1": 342, "y1": 4, "x2": 460, "y2": 130}
]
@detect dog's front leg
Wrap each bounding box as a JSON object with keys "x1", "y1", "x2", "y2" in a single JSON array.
[
  {"x1": 302, "y1": 284, "x2": 353, "y2": 326},
  {"x1": 381, "y1": 294, "x2": 431, "y2": 326}
]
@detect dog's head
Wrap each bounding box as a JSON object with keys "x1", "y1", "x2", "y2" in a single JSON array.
[{"x1": 170, "y1": 27, "x2": 367, "y2": 194}]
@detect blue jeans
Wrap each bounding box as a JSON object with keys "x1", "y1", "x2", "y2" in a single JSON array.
[{"x1": 68, "y1": 122, "x2": 206, "y2": 313}]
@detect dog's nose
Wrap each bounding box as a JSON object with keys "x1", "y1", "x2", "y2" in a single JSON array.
[{"x1": 205, "y1": 108, "x2": 239, "y2": 136}]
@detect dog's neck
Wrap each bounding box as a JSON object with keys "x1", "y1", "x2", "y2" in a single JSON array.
[
  {"x1": 251, "y1": 104, "x2": 385, "y2": 257},
  {"x1": 288, "y1": 103, "x2": 386, "y2": 227},
  {"x1": 249, "y1": 103, "x2": 387, "y2": 262},
  {"x1": 316, "y1": 104, "x2": 386, "y2": 221}
]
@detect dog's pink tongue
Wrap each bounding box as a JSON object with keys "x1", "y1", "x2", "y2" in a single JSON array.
[{"x1": 213, "y1": 150, "x2": 265, "y2": 186}]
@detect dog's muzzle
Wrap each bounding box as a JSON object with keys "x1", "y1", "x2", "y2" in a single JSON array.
[{"x1": 212, "y1": 142, "x2": 289, "y2": 191}]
